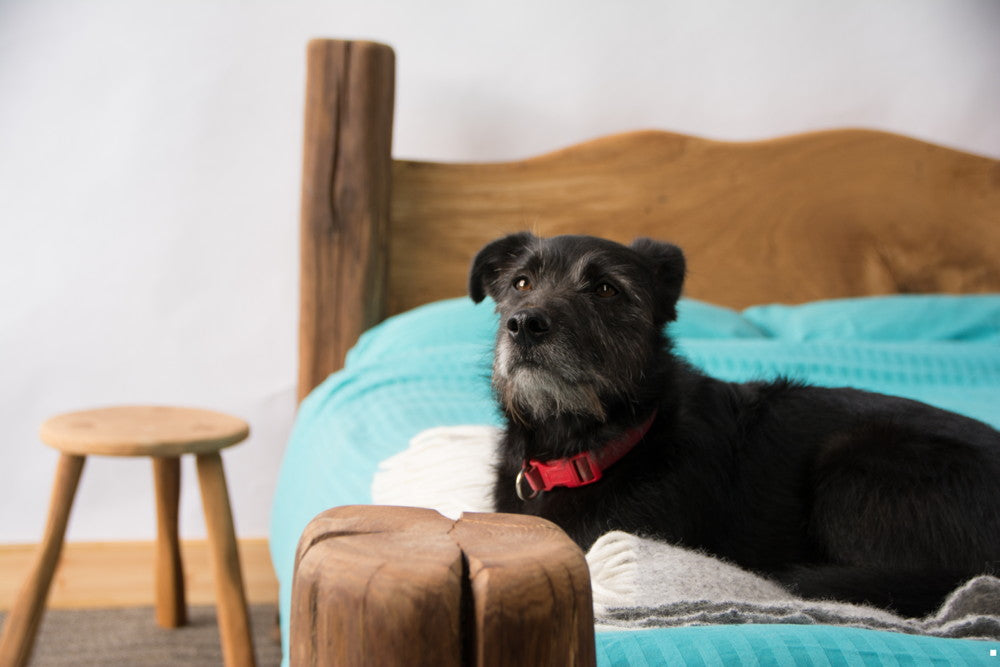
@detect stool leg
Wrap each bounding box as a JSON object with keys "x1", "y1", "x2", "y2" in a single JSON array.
[
  {"x1": 196, "y1": 452, "x2": 256, "y2": 667},
  {"x1": 0, "y1": 454, "x2": 85, "y2": 667},
  {"x1": 153, "y1": 456, "x2": 187, "y2": 628}
]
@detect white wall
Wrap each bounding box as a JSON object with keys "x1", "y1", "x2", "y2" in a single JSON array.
[{"x1": 1, "y1": 0, "x2": 998, "y2": 543}]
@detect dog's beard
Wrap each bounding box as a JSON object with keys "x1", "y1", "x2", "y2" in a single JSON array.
[
  {"x1": 493, "y1": 340, "x2": 607, "y2": 423},
  {"x1": 498, "y1": 367, "x2": 606, "y2": 423}
]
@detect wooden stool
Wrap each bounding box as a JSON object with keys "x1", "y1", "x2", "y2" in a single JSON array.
[
  {"x1": 0, "y1": 406, "x2": 257, "y2": 667},
  {"x1": 292, "y1": 505, "x2": 596, "y2": 666}
]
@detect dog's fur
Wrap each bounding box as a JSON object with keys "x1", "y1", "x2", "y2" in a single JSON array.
[{"x1": 469, "y1": 232, "x2": 1000, "y2": 618}]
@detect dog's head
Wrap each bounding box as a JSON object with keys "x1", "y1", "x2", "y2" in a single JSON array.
[{"x1": 469, "y1": 232, "x2": 685, "y2": 423}]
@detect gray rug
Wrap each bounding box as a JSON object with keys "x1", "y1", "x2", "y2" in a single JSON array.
[{"x1": 0, "y1": 604, "x2": 281, "y2": 666}]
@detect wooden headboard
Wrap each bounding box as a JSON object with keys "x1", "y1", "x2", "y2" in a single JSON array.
[{"x1": 298, "y1": 39, "x2": 1000, "y2": 401}]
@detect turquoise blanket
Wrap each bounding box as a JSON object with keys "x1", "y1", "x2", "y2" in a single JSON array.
[{"x1": 271, "y1": 295, "x2": 1000, "y2": 665}]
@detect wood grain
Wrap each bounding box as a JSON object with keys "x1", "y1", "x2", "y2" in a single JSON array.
[
  {"x1": 451, "y1": 512, "x2": 595, "y2": 667},
  {"x1": 389, "y1": 129, "x2": 1000, "y2": 315},
  {"x1": 197, "y1": 452, "x2": 256, "y2": 667},
  {"x1": 0, "y1": 540, "x2": 277, "y2": 610},
  {"x1": 292, "y1": 506, "x2": 462, "y2": 666},
  {"x1": 294, "y1": 504, "x2": 457, "y2": 563},
  {"x1": 153, "y1": 457, "x2": 187, "y2": 628},
  {"x1": 291, "y1": 506, "x2": 595, "y2": 666},
  {"x1": 40, "y1": 406, "x2": 249, "y2": 457},
  {"x1": 298, "y1": 39, "x2": 395, "y2": 401},
  {"x1": 0, "y1": 454, "x2": 85, "y2": 667}
]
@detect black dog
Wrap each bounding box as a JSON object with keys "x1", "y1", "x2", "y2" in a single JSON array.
[{"x1": 469, "y1": 232, "x2": 1000, "y2": 618}]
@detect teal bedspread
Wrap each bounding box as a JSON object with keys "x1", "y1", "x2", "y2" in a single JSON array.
[{"x1": 271, "y1": 295, "x2": 1000, "y2": 665}]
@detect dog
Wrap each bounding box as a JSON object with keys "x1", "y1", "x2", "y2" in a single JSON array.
[{"x1": 468, "y1": 232, "x2": 1000, "y2": 618}]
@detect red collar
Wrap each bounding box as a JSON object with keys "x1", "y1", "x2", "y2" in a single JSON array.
[{"x1": 515, "y1": 411, "x2": 657, "y2": 500}]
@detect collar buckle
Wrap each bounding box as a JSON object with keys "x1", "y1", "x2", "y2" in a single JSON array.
[
  {"x1": 518, "y1": 452, "x2": 603, "y2": 499},
  {"x1": 569, "y1": 452, "x2": 601, "y2": 484},
  {"x1": 515, "y1": 410, "x2": 657, "y2": 499}
]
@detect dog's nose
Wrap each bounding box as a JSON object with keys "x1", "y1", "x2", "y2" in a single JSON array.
[{"x1": 507, "y1": 309, "x2": 551, "y2": 345}]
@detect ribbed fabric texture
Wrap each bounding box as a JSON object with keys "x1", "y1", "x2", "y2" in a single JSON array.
[{"x1": 596, "y1": 625, "x2": 998, "y2": 666}]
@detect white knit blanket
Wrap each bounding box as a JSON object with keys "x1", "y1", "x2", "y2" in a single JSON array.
[{"x1": 372, "y1": 426, "x2": 1000, "y2": 640}]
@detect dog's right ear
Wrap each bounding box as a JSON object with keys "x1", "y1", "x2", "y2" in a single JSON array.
[
  {"x1": 630, "y1": 238, "x2": 686, "y2": 323},
  {"x1": 469, "y1": 232, "x2": 536, "y2": 303}
]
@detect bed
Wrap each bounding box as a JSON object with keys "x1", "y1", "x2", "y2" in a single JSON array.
[{"x1": 271, "y1": 39, "x2": 1000, "y2": 665}]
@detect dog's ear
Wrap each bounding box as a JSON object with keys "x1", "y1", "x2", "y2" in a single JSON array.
[
  {"x1": 469, "y1": 232, "x2": 536, "y2": 303},
  {"x1": 630, "y1": 238, "x2": 686, "y2": 322}
]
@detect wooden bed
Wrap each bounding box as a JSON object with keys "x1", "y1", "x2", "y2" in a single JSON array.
[{"x1": 290, "y1": 38, "x2": 1000, "y2": 664}]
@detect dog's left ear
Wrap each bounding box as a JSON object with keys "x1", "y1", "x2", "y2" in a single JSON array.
[
  {"x1": 630, "y1": 238, "x2": 686, "y2": 322},
  {"x1": 469, "y1": 232, "x2": 536, "y2": 303}
]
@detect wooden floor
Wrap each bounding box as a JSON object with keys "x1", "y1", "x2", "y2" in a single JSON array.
[{"x1": 0, "y1": 539, "x2": 277, "y2": 610}]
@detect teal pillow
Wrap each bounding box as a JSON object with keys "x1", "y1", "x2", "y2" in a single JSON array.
[
  {"x1": 345, "y1": 298, "x2": 498, "y2": 366},
  {"x1": 743, "y1": 295, "x2": 1000, "y2": 342},
  {"x1": 671, "y1": 299, "x2": 767, "y2": 339}
]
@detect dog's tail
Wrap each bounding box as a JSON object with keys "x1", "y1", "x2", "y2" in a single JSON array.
[{"x1": 774, "y1": 565, "x2": 986, "y2": 618}]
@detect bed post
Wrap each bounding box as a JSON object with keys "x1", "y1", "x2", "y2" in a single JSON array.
[{"x1": 298, "y1": 39, "x2": 395, "y2": 401}]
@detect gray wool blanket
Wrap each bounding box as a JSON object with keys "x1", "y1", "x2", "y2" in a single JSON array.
[
  {"x1": 588, "y1": 531, "x2": 1000, "y2": 640},
  {"x1": 374, "y1": 426, "x2": 1000, "y2": 642}
]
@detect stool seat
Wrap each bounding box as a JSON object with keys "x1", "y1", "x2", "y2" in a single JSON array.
[{"x1": 40, "y1": 406, "x2": 250, "y2": 457}]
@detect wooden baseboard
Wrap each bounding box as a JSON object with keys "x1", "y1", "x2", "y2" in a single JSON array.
[{"x1": 0, "y1": 539, "x2": 277, "y2": 610}]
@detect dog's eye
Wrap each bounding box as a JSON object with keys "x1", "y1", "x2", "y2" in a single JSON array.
[
  {"x1": 595, "y1": 283, "x2": 618, "y2": 298},
  {"x1": 513, "y1": 277, "x2": 532, "y2": 291}
]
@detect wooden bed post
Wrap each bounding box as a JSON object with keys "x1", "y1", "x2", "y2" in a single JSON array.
[{"x1": 298, "y1": 39, "x2": 395, "y2": 401}]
